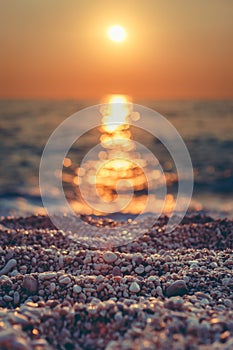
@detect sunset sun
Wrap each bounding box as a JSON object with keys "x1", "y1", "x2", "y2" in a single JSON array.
[{"x1": 108, "y1": 25, "x2": 126, "y2": 42}]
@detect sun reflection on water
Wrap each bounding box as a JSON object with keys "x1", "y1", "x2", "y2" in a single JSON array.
[{"x1": 63, "y1": 94, "x2": 180, "y2": 216}]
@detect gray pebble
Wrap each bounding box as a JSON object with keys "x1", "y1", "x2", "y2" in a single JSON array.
[
  {"x1": 59, "y1": 276, "x2": 71, "y2": 285},
  {"x1": 22, "y1": 275, "x2": 38, "y2": 294},
  {"x1": 0, "y1": 259, "x2": 17, "y2": 276},
  {"x1": 13, "y1": 291, "x2": 20, "y2": 305},
  {"x1": 38, "y1": 272, "x2": 57, "y2": 280},
  {"x1": 3, "y1": 295, "x2": 13, "y2": 302},
  {"x1": 73, "y1": 285, "x2": 82, "y2": 293},
  {"x1": 166, "y1": 280, "x2": 188, "y2": 297},
  {"x1": 103, "y1": 252, "x2": 117, "y2": 263},
  {"x1": 129, "y1": 282, "x2": 140, "y2": 293},
  {"x1": 135, "y1": 266, "x2": 144, "y2": 274},
  {"x1": 50, "y1": 282, "x2": 56, "y2": 293}
]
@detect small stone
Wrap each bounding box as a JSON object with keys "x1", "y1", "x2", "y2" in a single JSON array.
[
  {"x1": 0, "y1": 275, "x2": 13, "y2": 287},
  {"x1": 222, "y1": 278, "x2": 232, "y2": 287},
  {"x1": 58, "y1": 255, "x2": 64, "y2": 268},
  {"x1": 58, "y1": 276, "x2": 71, "y2": 285},
  {"x1": 84, "y1": 255, "x2": 92, "y2": 264},
  {"x1": 13, "y1": 291, "x2": 20, "y2": 305},
  {"x1": 13, "y1": 313, "x2": 28, "y2": 325},
  {"x1": 187, "y1": 317, "x2": 199, "y2": 334},
  {"x1": 3, "y1": 295, "x2": 13, "y2": 302},
  {"x1": 210, "y1": 262, "x2": 218, "y2": 269},
  {"x1": 105, "y1": 341, "x2": 119, "y2": 350},
  {"x1": 0, "y1": 259, "x2": 17, "y2": 276},
  {"x1": 135, "y1": 266, "x2": 144, "y2": 274},
  {"x1": 165, "y1": 255, "x2": 172, "y2": 262},
  {"x1": 200, "y1": 298, "x2": 209, "y2": 306},
  {"x1": 165, "y1": 296, "x2": 184, "y2": 310},
  {"x1": 5, "y1": 249, "x2": 14, "y2": 260},
  {"x1": 224, "y1": 259, "x2": 233, "y2": 267},
  {"x1": 132, "y1": 253, "x2": 143, "y2": 265},
  {"x1": 31, "y1": 257, "x2": 37, "y2": 266},
  {"x1": 31, "y1": 339, "x2": 49, "y2": 347},
  {"x1": 73, "y1": 285, "x2": 82, "y2": 293},
  {"x1": 223, "y1": 299, "x2": 233, "y2": 307},
  {"x1": 114, "y1": 311, "x2": 123, "y2": 322},
  {"x1": 112, "y1": 266, "x2": 122, "y2": 276},
  {"x1": 190, "y1": 263, "x2": 199, "y2": 269},
  {"x1": 50, "y1": 282, "x2": 56, "y2": 293},
  {"x1": 0, "y1": 329, "x2": 29, "y2": 350},
  {"x1": 103, "y1": 252, "x2": 117, "y2": 263},
  {"x1": 166, "y1": 280, "x2": 188, "y2": 297},
  {"x1": 22, "y1": 276, "x2": 38, "y2": 294},
  {"x1": 156, "y1": 286, "x2": 164, "y2": 297},
  {"x1": 10, "y1": 270, "x2": 19, "y2": 277},
  {"x1": 195, "y1": 292, "x2": 211, "y2": 300},
  {"x1": 129, "y1": 281, "x2": 140, "y2": 293},
  {"x1": 38, "y1": 272, "x2": 57, "y2": 280},
  {"x1": 145, "y1": 265, "x2": 152, "y2": 272}
]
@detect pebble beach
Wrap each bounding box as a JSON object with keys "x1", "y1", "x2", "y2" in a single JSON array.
[{"x1": 0, "y1": 214, "x2": 233, "y2": 350}]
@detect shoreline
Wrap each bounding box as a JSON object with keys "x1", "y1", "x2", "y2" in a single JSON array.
[{"x1": 0, "y1": 213, "x2": 233, "y2": 349}]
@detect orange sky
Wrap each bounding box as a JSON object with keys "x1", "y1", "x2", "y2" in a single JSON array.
[{"x1": 0, "y1": 0, "x2": 233, "y2": 100}]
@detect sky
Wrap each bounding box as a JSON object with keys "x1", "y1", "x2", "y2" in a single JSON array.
[{"x1": 0, "y1": 0, "x2": 233, "y2": 100}]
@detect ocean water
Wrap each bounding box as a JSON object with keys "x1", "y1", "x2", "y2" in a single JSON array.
[{"x1": 0, "y1": 99, "x2": 232, "y2": 218}]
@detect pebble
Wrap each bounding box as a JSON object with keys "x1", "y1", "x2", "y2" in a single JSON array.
[
  {"x1": 0, "y1": 259, "x2": 17, "y2": 276},
  {"x1": 58, "y1": 255, "x2": 64, "y2": 268},
  {"x1": 156, "y1": 286, "x2": 164, "y2": 297},
  {"x1": 0, "y1": 275, "x2": 13, "y2": 287},
  {"x1": 73, "y1": 285, "x2": 82, "y2": 293},
  {"x1": 132, "y1": 253, "x2": 143, "y2": 265},
  {"x1": 22, "y1": 276, "x2": 38, "y2": 293},
  {"x1": 13, "y1": 313, "x2": 28, "y2": 325},
  {"x1": 13, "y1": 291, "x2": 20, "y2": 305},
  {"x1": 166, "y1": 280, "x2": 188, "y2": 297},
  {"x1": 38, "y1": 272, "x2": 57, "y2": 280},
  {"x1": 210, "y1": 262, "x2": 218, "y2": 268},
  {"x1": 129, "y1": 282, "x2": 140, "y2": 293},
  {"x1": 58, "y1": 276, "x2": 71, "y2": 285},
  {"x1": 3, "y1": 295, "x2": 13, "y2": 302},
  {"x1": 165, "y1": 255, "x2": 172, "y2": 262},
  {"x1": 135, "y1": 266, "x2": 144, "y2": 274},
  {"x1": 50, "y1": 282, "x2": 56, "y2": 293},
  {"x1": 222, "y1": 278, "x2": 232, "y2": 286},
  {"x1": 112, "y1": 266, "x2": 122, "y2": 276},
  {"x1": 103, "y1": 252, "x2": 117, "y2": 263}
]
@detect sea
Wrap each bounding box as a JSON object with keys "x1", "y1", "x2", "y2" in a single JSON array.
[{"x1": 0, "y1": 99, "x2": 232, "y2": 219}]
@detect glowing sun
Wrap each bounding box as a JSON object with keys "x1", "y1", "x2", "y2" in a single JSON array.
[{"x1": 108, "y1": 25, "x2": 126, "y2": 42}]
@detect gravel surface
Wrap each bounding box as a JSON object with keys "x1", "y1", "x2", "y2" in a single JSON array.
[{"x1": 0, "y1": 214, "x2": 233, "y2": 350}]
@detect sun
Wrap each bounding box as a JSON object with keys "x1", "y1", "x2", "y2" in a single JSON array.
[{"x1": 108, "y1": 25, "x2": 126, "y2": 42}]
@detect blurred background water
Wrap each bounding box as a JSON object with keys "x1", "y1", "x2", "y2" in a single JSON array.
[{"x1": 0, "y1": 99, "x2": 232, "y2": 218}]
